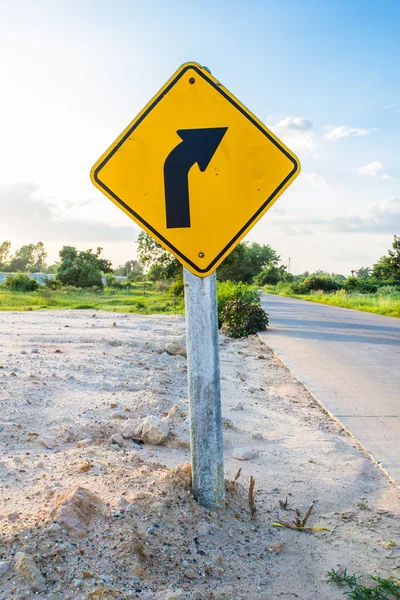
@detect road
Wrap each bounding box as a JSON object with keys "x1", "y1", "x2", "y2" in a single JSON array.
[{"x1": 258, "y1": 294, "x2": 400, "y2": 483}]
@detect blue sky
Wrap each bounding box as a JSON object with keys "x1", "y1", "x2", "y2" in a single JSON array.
[{"x1": 0, "y1": 0, "x2": 399, "y2": 273}]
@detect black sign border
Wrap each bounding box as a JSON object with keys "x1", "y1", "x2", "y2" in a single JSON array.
[{"x1": 93, "y1": 64, "x2": 299, "y2": 274}]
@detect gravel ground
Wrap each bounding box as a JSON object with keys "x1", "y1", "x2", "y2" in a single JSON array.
[{"x1": 0, "y1": 310, "x2": 399, "y2": 600}]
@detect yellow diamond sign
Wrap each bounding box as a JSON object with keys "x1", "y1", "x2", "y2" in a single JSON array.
[{"x1": 90, "y1": 62, "x2": 300, "y2": 277}]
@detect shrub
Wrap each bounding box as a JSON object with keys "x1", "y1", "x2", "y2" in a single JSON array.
[
  {"x1": 36, "y1": 287, "x2": 57, "y2": 304},
  {"x1": 155, "y1": 280, "x2": 170, "y2": 293},
  {"x1": 217, "y1": 281, "x2": 260, "y2": 325},
  {"x1": 221, "y1": 300, "x2": 269, "y2": 338},
  {"x1": 4, "y1": 273, "x2": 39, "y2": 292},
  {"x1": 304, "y1": 275, "x2": 339, "y2": 292},
  {"x1": 255, "y1": 265, "x2": 282, "y2": 286},
  {"x1": 290, "y1": 281, "x2": 308, "y2": 295},
  {"x1": 378, "y1": 285, "x2": 400, "y2": 296},
  {"x1": 169, "y1": 278, "x2": 184, "y2": 297}
]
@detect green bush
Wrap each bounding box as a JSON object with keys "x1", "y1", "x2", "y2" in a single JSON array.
[
  {"x1": 255, "y1": 265, "x2": 282, "y2": 286},
  {"x1": 221, "y1": 300, "x2": 269, "y2": 338},
  {"x1": 3, "y1": 273, "x2": 39, "y2": 292},
  {"x1": 169, "y1": 277, "x2": 184, "y2": 298},
  {"x1": 378, "y1": 285, "x2": 400, "y2": 296},
  {"x1": 290, "y1": 281, "x2": 309, "y2": 295},
  {"x1": 217, "y1": 281, "x2": 260, "y2": 325},
  {"x1": 304, "y1": 275, "x2": 339, "y2": 292}
]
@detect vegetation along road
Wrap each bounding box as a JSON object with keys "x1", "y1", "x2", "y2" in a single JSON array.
[{"x1": 259, "y1": 293, "x2": 400, "y2": 484}]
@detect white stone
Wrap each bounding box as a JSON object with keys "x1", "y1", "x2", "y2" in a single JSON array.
[
  {"x1": 0, "y1": 561, "x2": 10, "y2": 577},
  {"x1": 121, "y1": 418, "x2": 141, "y2": 439},
  {"x1": 110, "y1": 433, "x2": 124, "y2": 446},
  {"x1": 40, "y1": 435, "x2": 57, "y2": 449},
  {"x1": 231, "y1": 401, "x2": 245, "y2": 411},
  {"x1": 165, "y1": 337, "x2": 187, "y2": 358},
  {"x1": 14, "y1": 552, "x2": 47, "y2": 592},
  {"x1": 76, "y1": 438, "x2": 92, "y2": 448},
  {"x1": 232, "y1": 448, "x2": 259, "y2": 461},
  {"x1": 137, "y1": 415, "x2": 169, "y2": 445}
]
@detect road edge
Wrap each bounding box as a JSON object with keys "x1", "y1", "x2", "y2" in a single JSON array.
[{"x1": 257, "y1": 334, "x2": 399, "y2": 488}]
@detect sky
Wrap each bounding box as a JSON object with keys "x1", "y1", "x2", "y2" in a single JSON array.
[{"x1": 0, "y1": 0, "x2": 399, "y2": 274}]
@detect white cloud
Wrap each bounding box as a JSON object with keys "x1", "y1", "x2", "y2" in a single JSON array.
[
  {"x1": 351, "y1": 161, "x2": 383, "y2": 177},
  {"x1": 268, "y1": 117, "x2": 315, "y2": 152},
  {"x1": 303, "y1": 172, "x2": 327, "y2": 187},
  {"x1": 324, "y1": 125, "x2": 370, "y2": 141},
  {"x1": 350, "y1": 161, "x2": 395, "y2": 180},
  {"x1": 0, "y1": 182, "x2": 137, "y2": 242},
  {"x1": 383, "y1": 103, "x2": 396, "y2": 110}
]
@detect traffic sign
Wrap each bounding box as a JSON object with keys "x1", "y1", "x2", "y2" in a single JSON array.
[{"x1": 90, "y1": 62, "x2": 300, "y2": 277}]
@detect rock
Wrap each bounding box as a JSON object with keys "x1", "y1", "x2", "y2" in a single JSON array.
[
  {"x1": 48, "y1": 522, "x2": 62, "y2": 533},
  {"x1": 31, "y1": 348, "x2": 39, "y2": 354},
  {"x1": 172, "y1": 463, "x2": 192, "y2": 488},
  {"x1": 50, "y1": 486, "x2": 102, "y2": 538},
  {"x1": 222, "y1": 417, "x2": 234, "y2": 430},
  {"x1": 252, "y1": 432, "x2": 263, "y2": 440},
  {"x1": 121, "y1": 418, "x2": 141, "y2": 439},
  {"x1": 110, "y1": 433, "x2": 124, "y2": 447},
  {"x1": 76, "y1": 438, "x2": 92, "y2": 448},
  {"x1": 184, "y1": 568, "x2": 197, "y2": 579},
  {"x1": 117, "y1": 497, "x2": 128, "y2": 509},
  {"x1": 40, "y1": 435, "x2": 57, "y2": 449},
  {"x1": 7, "y1": 511, "x2": 20, "y2": 522},
  {"x1": 164, "y1": 591, "x2": 186, "y2": 600},
  {"x1": 231, "y1": 401, "x2": 245, "y2": 411},
  {"x1": 132, "y1": 562, "x2": 148, "y2": 579},
  {"x1": 125, "y1": 504, "x2": 135, "y2": 513},
  {"x1": 136, "y1": 415, "x2": 169, "y2": 445},
  {"x1": 0, "y1": 561, "x2": 10, "y2": 577},
  {"x1": 165, "y1": 337, "x2": 187, "y2": 358},
  {"x1": 197, "y1": 523, "x2": 209, "y2": 537},
  {"x1": 14, "y1": 552, "x2": 47, "y2": 592},
  {"x1": 232, "y1": 448, "x2": 259, "y2": 461},
  {"x1": 166, "y1": 403, "x2": 188, "y2": 419},
  {"x1": 174, "y1": 433, "x2": 191, "y2": 449},
  {"x1": 269, "y1": 541, "x2": 284, "y2": 554}
]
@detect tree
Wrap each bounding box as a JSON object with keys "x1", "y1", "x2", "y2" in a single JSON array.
[
  {"x1": 6, "y1": 242, "x2": 47, "y2": 272},
  {"x1": 217, "y1": 242, "x2": 280, "y2": 283},
  {"x1": 31, "y1": 241, "x2": 47, "y2": 272},
  {"x1": 388, "y1": 234, "x2": 400, "y2": 280},
  {"x1": 372, "y1": 236, "x2": 400, "y2": 281},
  {"x1": 356, "y1": 266, "x2": 371, "y2": 280},
  {"x1": 57, "y1": 246, "x2": 113, "y2": 287},
  {"x1": 137, "y1": 232, "x2": 181, "y2": 280},
  {"x1": 255, "y1": 265, "x2": 282, "y2": 286},
  {"x1": 0, "y1": 241, "x2": 11, "y2": 270},
  {"x1": 114, "y1": 260, "x2": 144, "y2": 280}
]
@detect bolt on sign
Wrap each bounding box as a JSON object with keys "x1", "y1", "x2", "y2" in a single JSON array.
[{"x1": 91, "y1": 62, "x2": 300, "y2": 276}]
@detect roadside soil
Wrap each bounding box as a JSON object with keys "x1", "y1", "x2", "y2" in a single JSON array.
[{"x1": 0, "y1": 310, "x2": 399, "y2": 600}]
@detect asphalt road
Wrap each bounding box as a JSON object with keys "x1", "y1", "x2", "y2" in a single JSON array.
[{"x1": 258, "y1": 294, "x2": 400, "y2": 483}]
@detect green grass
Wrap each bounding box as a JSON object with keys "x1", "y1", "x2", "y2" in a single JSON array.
[
  {"x1": 0, "y1": 282, "x2": 184, "y2": 314},
  {"x1": 264, "y1": 287, "x2": 400, "y2": 318},
  {"x1": 327, "y1": 568, "x2": 400, "y2": 598}
]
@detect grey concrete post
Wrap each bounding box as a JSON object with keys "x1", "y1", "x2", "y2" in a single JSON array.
[{"x1": 183, "y1": 268, "x2": 225, "y2": 509}]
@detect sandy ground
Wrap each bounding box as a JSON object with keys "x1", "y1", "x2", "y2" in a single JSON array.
[{"x1": 0, "y1": 310, "x2": 399, "y2": 600}]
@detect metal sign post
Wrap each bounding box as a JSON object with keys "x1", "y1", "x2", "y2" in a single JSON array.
[{"x1": 183, "y1": 268, "x2": 225, "y2": 509}]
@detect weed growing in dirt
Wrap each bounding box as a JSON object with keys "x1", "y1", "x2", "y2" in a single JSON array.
[{"x1": 327, "y1": 569, "x2": 400, "y2": 598}]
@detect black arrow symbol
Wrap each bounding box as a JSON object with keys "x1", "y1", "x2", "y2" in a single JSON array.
[{"x1": 164, "y1": 127, "x2": 228, "y2": 229}]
